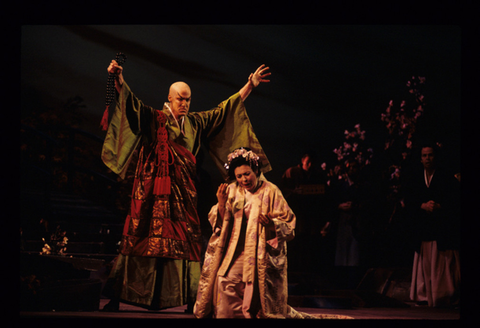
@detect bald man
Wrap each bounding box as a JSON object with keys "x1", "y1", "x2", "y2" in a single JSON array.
[
  {"x1": 101, "y1": 60, "x2": 272, "y2": 312},
  {"x1": 168, "y1": 81, "x2": 191, "y2": 121}
]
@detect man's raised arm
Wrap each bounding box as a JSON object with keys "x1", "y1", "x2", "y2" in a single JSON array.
[{"x1": 238, "y1": 64, "x2": 271, "y2": 101}]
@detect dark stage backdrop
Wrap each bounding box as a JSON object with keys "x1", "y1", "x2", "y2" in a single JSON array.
[{"x1": 20, "y1": 25, "x2": 461, "y2": 186}]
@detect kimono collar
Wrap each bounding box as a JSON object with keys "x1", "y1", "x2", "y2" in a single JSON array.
[{"x1": 424, "y1": 169, "x2": 435, "y2": 188}]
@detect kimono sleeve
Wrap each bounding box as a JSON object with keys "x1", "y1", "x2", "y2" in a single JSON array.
[
  {"x1": 269, "y1": 184, "x2": 296, "y2": 245},
  {"x1": 207, "y1": 203, "x2": 224, "y2": 236},
  {"x1": 101, "y1": 81, "x2": 154, "y2": 179},
  {"x1": 191, "y1": 93, "x2": 272, "y2": 180}
]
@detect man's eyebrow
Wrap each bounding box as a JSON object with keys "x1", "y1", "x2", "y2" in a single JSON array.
[{"x1": 176, "y1": 92, "x2": 191, "y2": 99}]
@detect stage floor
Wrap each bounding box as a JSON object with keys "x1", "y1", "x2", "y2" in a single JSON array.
[{"x1": 19, "y1": 298, "x2": 461, "y2": 320}]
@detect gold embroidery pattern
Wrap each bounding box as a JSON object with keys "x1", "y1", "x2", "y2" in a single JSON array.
[
  {"x1": 152, "y1": 198, "x2": 169, "y2": 219},
  {"x1": 146, "y1": 237, "x2": 190, "y2": 258},
  {"x1": 117, "y1": 127, "x2": 201, "y2": 260},
  {"x1": 127, "y1": 216, "x2": 139, "y2": 235},
  {"x1": 133, "y1": 145, "x2": 156, "y2": 200},
  {"x1": 186, "y1": 222, "x2": 203, "y2": 242},
  {"x1": 151, "y1": 218, "x2": 163, "y2": 236},
  {"x1": 120, "y1": 235, "x2": 136, "y2": 254},
  {"x1": 133, "y1": 178, "x2": 146, "y2": 200}
]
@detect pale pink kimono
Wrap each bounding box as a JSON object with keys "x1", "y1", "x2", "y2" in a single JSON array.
[
  {"x1": 410, "y1": 241, "x2": 461, "y2": 307},
  {"x1": 193, "y1": 175, "x2": 352, "y2": 319}
]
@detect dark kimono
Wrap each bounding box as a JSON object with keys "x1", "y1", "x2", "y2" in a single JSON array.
[{"x1": 404, "y1": 167, "x2": 461, "y2": 307}]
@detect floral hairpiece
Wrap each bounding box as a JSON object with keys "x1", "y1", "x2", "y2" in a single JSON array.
[{"x1": 224, "y1": 148, "x2": 260, "y2": 171}]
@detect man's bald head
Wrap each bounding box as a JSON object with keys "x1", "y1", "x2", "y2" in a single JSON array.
[{"x1": 169, "y1": 81, "x2": 191, "y2": 97}]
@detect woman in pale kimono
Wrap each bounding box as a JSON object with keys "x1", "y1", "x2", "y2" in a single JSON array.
[{"x1": 193, "y1": 148, "x2": 352, "y2": 319}]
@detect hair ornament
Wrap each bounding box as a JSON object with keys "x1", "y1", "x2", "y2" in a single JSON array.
[{"x1": 224, "y1": 148, "x2": 260, "y2": 171}]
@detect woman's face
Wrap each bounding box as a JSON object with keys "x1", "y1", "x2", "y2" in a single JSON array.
[{"x1": 234, "y1": 164, "x2": 258, "y2": 192}]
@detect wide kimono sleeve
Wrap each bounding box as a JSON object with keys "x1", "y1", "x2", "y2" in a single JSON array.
[
  {"x1": 189, "y1": 93, "x2": 272, "y2": 180},
  {"x1": 265, "y1": 182, "x2": 296, "y2": 248},
  {"x1": 101, "y1": 81, "x2": 155, "y2": 179}
]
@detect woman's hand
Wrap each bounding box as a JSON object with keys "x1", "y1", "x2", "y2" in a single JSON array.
[
  {"x1": 259, "y1": 213, "x2": 275, "y2": 230},
  {"x1": 216, "y1": 183, "x2": 228, "y2": 219},
  {"x1": 216, "y1": 183, "x2": 228, "y2": 205}
]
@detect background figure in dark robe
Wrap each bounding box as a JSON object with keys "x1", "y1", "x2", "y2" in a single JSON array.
[
  {"x1": 328, "y1": 159, "x2": 375, "y2": 289},
  {"x1": 280, "y1": 152, "x2": 332, "y2": 275},
  {"x1": 404, "y1": 142, "x2": 460, "y2": 308}
]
